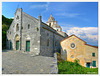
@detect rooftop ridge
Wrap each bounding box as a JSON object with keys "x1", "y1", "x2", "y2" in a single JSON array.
[
  {"x1": 41, "y1": 22, "x2": 65, "y2": 38},
  {"x1": 60, "y1": 34, "x2": 86, "y2": 43},
  {"x1": 22, "y1": 12, "x2": 38, "y2": 21},
  {"x1": 85, "y1": 44, "x2": 98, "y2": 48}
]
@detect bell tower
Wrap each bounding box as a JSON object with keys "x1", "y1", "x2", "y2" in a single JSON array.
[
  {"x1": 47, "y1": 14, "x2": 62, "y2": 31},
  {"x1": 47, "y1": 14, "x2": 55, "y2": 27}
]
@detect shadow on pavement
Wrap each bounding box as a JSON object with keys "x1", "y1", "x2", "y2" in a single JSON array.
[{"x1": 2, "y1": 50, "x2": 12, "y2": 52}]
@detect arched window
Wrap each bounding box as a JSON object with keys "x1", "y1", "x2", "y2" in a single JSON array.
[
  {"x1": 16, "y1": 15, "x2": 19, "y2": 19},
  {"x1": 47, "y1": 33, "x2": 49, "y2": 36},
  {"x1": 28, "y1": 24, "x2": 30, "y2": 29},
  {"x1": 49, "y1": 23, "x2": 51, "y2": 26},
  {"x1": 16, "y1": 24, "x2": 19, "y2": 31}
]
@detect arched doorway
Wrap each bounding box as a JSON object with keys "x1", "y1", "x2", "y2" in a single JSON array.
[
  {"x1": 15, "y1": 34, "x2": 19, "y2": 50},
  {"x1": 10, "y1": 41, "x2": 12, "y2": 50},
  {"x1": 16, "y1": 24, "x2": 19, "y2": 31}
]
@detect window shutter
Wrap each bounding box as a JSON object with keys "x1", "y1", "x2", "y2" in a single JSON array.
[
  {"x1": 92, "y1": 53, "x2": 95, "y2": 57},
  {"x1": 92, "y1": 61, "x2": 96, "y2": 67}
]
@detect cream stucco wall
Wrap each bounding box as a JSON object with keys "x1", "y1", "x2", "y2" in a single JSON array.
[
  {"x1": 85, "y1": 45, "x2": 98, "y2": 68},
  {"x1": 61, "y1": 35, "x2": 98, "y2": 68}
]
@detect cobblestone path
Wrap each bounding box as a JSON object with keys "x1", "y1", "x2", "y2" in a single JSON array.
[{"x1": 2, "y1": 50, "x2": 58, "y2": 74}]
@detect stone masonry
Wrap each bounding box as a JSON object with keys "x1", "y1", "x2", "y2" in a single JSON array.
[{"x1": 6, "y1": 8, "x2": 68, "y2": 57}]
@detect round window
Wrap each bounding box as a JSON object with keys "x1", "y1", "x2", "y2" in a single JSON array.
[
  {"x1": 71, "y1": 55, "x2": 74, "y2": 58},
  {"x1": 70, "y1": 43, "x2": 76, "y2": 49}
]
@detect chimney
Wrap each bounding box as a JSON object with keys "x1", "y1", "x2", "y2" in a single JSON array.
[
  {"x1": 38, "y1": 15, "x2": 42, "y2": 22},
  {"x1": 21, "y1": 8, "x2": 23, "y2": 11}
]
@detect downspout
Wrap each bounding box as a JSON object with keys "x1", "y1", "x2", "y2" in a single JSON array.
[
  {"x1": 38, "y1": 15, "x2": 41, "y2": 55},
  {"x1": 20, "y1": 8, "x2": 22, "y2": 50},
  {"x1": 53, "y1": 33, "x2": 55, "y2": 54}
]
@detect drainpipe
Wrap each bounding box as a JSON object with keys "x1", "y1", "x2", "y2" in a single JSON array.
[
  {"x1": 20, "y1": 8, "x2": 23, "y2": 50},
  {"x1": 53, "y1": 33, "x2": 55, "y2": 55},
  {"x1": 38, "y1": 15, "x2": 41, "y2": 55}
]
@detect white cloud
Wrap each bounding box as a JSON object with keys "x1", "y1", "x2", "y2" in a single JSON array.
[
  {"x1": 29, "y1": 2, "x2": 50, "y2": 14},
  {"x1": 55, "y1": 12, "x2": 80, "y2": 18},
  {"x1": 62, "y1": 26, "x2": 98, "y2": 41},
  {"x1": 30, "y1": 2, "x2": 49, "y2": 11}
]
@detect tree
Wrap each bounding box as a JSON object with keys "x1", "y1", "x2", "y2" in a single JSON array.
[
  {"x1": 2, "y1": 24, "x2": 8, "y2": 49},
  {"x1": 2, "y1": 15, "x2": 13, "y2": 49},
  {"x1": 2, "y1": 15, "x2": 13, "y2": 26}
]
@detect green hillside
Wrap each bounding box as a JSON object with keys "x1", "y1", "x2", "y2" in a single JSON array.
[
  {"x1": 2, "y1": 15, "x2": 13, "y2": 49},
  {"x1": 57, "y1": 53, "x2": 98, "y2": 74},
  {"x1": 2, "y1": 15, "x2": 13, "y2": 26}
]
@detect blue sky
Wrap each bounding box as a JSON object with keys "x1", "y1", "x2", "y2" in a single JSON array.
[{"x1": 2, "y1": 2, "x2": 98, "y2": 46}]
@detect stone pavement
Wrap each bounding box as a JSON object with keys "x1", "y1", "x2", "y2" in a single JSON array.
[{"x1": 2, "y1": 50, "x2": 58, "y2": 74}]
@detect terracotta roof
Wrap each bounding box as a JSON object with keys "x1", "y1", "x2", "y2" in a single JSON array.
[
  {"x1": 57, "y1": 31, "x2": 68, "y2": 36},
  {"x1": 53, "y1": 24, "x2": 61, "y2": 28},
  {"x1": 60, "y1": 34, "x2": 98, "y2": 48},
  {"x1": 58, "y1": 31, "x2": 66, "y2": 33},
  {"x1": 41, "y1": 22, "x2": 65, "y2": 38},
  {"x1": 85, "y1": 44, "x2": 98, "y2": 48},
  {"x1": 60, "y1": 34, "x2": 86, "y2": 43}
]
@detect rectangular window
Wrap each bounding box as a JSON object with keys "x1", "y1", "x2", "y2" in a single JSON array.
[
  {"x1": 47, "y1": 39, "x2": 49, "y2": 46},
  {"x1": 92, "y1": 61, "x2": 96, "y2": 67},
  {"x1": 55, "y1": 41, "x2": 57, "y2": 46},
  {"x1": 92, "y1": 53, "x2": 95, "y2": 57},
  {"x1": 28, "y1": 24, "x2": 30, "y2": 29}
]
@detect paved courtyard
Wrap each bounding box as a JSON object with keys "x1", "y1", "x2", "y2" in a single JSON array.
[{"x1": 2, "y1": 50, "x2": 58, "y2": 74}]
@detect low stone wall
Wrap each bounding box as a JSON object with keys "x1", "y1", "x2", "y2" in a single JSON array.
[
  {"x1": 61, "y1": 49, "x2": 67, "y2": 61},
  {"x1": 50, "y1": 53, "x2": 58, "y2": 74}
]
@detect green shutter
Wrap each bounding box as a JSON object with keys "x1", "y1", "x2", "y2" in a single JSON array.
[
  {"x1": 92, "y1": 61, "x2": 96, "y2": 67},
  {"x1": 92, "y1": 53, "x2": 95, "y2": 57},
  {"x1": 10, "y1": 42, "x2": 12, "y2": 50},
  {"x1": 26, "y1": 41, "x2": 30, "y2": 52},
  {"x1": 16, "y1": 41, "x2": 19, "y2": 50}
]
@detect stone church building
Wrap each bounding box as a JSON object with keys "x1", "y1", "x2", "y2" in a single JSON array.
[
  {"x1": 6, "y1": 8, "x2": 68, "y2": 57},
  {"x1": 6, "y1": 8, "x2": 98, "y2": 68}
]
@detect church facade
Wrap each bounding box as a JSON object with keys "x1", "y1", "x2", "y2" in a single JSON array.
[
  {"x1": 60, "y1": 34, "x2": 98, "y2": 68},
  {"x1": 6, "y1": 8, "x2": 68, "y2": 57}
]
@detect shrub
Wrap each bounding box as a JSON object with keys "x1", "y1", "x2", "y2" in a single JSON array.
[
  {"x1": 58, "y1": 60, "x2": 98, "y2": 74},
  {"x1": 21, "y1": 26, "x2": 23, "y2": 29},
  {"x1": 74, "y1": 59, "x2": 80, "y2": 66},
  {"x1": 37, "y1": 27, "x2": 39, "y2": 31},
  {"x1": 56, "y1": 52, "x2": 64, "y2": 63}
]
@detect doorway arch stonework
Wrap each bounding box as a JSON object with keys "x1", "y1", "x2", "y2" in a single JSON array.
[{"x1": 14, "y1": 34, "x2": 20, "y2": 51}]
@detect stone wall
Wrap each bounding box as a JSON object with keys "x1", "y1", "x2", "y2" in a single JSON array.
[
  {"x1": 6, "y1": 8, "x2": 22, "y2": 50},
  {"x1": 40, "y1": 22, "x2": 65, "y2": 57},
  {"x1": 6, "y1": 8, "x2": 67, "y2": 57},
  {"x1": 6, "y1": 8, "x2": 41, "y2": 55},
  {"x1": 21, "y1": 12, "x2": 40, "y2": 55}
]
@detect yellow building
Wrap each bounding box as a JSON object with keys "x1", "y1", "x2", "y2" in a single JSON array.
[{"x1": 60, "y1": 34, "x2": 98, "y2": 68}]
